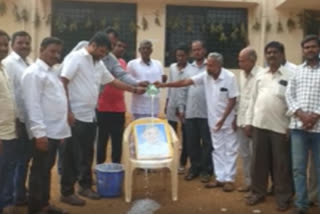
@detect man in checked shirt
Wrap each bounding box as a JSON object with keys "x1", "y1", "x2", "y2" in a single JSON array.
[{"x1": 286, "y1": 35, "x2": 320, "y2": 214}]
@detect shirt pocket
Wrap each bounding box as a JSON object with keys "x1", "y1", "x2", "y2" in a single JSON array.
[
  {"x1": 219, "y1": 87, "x2": 229, "y2": 101},
  {"x1": 274, "y1": 79, "x2": 288, "y2": 98}
]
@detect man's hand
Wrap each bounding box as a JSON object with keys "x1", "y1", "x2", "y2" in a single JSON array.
[
  {"x1": 35, "y1": 137, "x2": 49, "y2": 152},
  {"x1": 232, "y1": 118, "x2": 237, "y2": 132},
  {"x1": 154, "y1": 81, "x2": 164, "y2": 88},
  {"x1": 135, "y1": 86, "x2": 146, "y2": 95},
  {"x1": 68, "y1": 111, "x2": 75, "y2": 126},
  {"x1": 243, "y1": 125, "x2": 252, "y2": 137},
  {"x1": 138, "y1": 81, "x2": 150, "y2": 87},
  {"x1": 177, "y1": 112, "x2": 185, "y2": 123},
  {"x1": 0, "y1": 139, "x2": 3, "y2": 154},
  {"x1": 214, "y1": 118, "x2": 225, "y2": 132},
  {"x1": 296, "y1": 110, "x2": 319, "y2": 130}
]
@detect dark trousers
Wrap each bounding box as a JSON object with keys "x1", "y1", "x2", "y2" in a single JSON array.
[
  {"x1": 96, "y1": 111, "x2": 125, "y2": 164},
  {"x1": 28, "y1": 139, "x2": 59, "y2": 214},
  {"x1": 168, "y1": 120, "x2": 188, "y2": 166},
  {"x1": 60, "y1": 120, "x2": 96, "y2": 196},
  {"x1": 14, "y1": 122, "x2": 32, "y2": 203},
  {"x1": 184, "y1": 118, "x2": 213, "y2": 175},
  {"x1": 0, "y1": 139, "x2": 18, "y2": 213},
  {"x1": 251, "y1": 127, "x2": 293, "y2": 206}
]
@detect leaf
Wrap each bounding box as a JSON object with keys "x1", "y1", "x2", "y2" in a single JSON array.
[
  {"x1": 277, "y1": 21, "x2": 283, "y2": 33},
  {"x1": 142, "y1": 16, "x2": 148, "y2": 31},
  {"x1": 0, "y1": 0, "x2": 7, "y2": 16},
  {"x1": 34, "y1": 12, "x2": 41, "y2": 27}
]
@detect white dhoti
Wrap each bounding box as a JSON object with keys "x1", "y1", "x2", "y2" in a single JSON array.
[{"x1": 210, "y1": 128, "x2": 238, "y2": 182}]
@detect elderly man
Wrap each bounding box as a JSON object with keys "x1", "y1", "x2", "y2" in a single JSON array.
[
  {"x1": 236, "y1": 47, "x2": 263, "y2": 192},
  {"x1": 245, "y1": 41, "x2": 293, "y2": 211},
  {"x1": 2, "y1": 31, "x2": 32, "y2": 205},
  {"x1": 286, "y1": 35, "x2": 320, "y2": 214},
  {"x1": 127, "y1": 40, "x2": 166, "y2": 119},
  {"x1": 0, "y1": 29, "x2": 19, "y2": 214},
  {"x1": 156, "y1": 52, "x2": 239, "y2": 192}
]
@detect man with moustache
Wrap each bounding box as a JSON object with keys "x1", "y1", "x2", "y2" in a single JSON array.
[
  {"x1": 236, "y1": 47, "x2": 263, "y2": 192},
  {"x1": 245, "y1": 41, "x2": 293, "y2": 211},
  {"x1": 286, "y1": 35, "x2": 320, "y2": 214},
  {"x1": 183, "y1": 40, "x2": 212, "y2": 183},
  {"x1": 60, "y1": 32, "x2": 145, "y2": 206},
  {"x1": 0, "y1": 29, "x2": 19, "y2": 214},
  {"x1": 21, "y1": 37, "x2": 69, "y2": 214},
  {"x1": 155, "y1": 52, "x2": 239, "y2": 192},
  {"x1": 2, "y1": 31, "x2": 32, "y2": 205}
]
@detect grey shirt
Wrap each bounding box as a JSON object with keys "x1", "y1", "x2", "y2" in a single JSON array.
[
  {"x1": 166, "y1": 62, "x2": 192, "y2": 122},
  {"x1": 185, "y1": 60, "x2": 208, "y2": 119},
  {"x1": 102, "y1": 53, "x2": 138, "y2": 86}
]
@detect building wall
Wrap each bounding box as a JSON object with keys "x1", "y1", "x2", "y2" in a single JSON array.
[{"x1": 0, "y1": 0, "x2": 314, "y2": 115}]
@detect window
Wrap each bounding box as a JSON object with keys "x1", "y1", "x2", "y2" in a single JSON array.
[
  {"x1": 52, "y1": 1, "x2": 137, "y2": 61},
  {"x1": 166, "y1": 5, "x2": 248, "y2": 68}
]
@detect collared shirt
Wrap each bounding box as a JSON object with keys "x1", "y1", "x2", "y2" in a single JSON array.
[
  {"x1": 246, "y1": 66, "x2": 292, "y2": 134},
  {"x1": 127, "y1": 58, "x2": 164, "y2": 115},
  {"x1": 236, "y1": 66, "x2": 263, "y2": 127},
  {"x1": 191, "y1": 68, "x2": 239, "y2": 130},
  {"x1": 60, "y1": 48, "x2": 115, "y2": 122},
  {"x1": 283, "y1": 61, "x2": 297, "y2": 72},
  {"x1": 166, "y1": 62, "x2": 192, "y2": 121},
  {"x1": 286, "y1": 62, "x2": 320, "y2": 132},
  {"x1": 21, "y1": 59, "x2": 71, "y2": 139},
  {"x1": 71, "y1": 41, "x2": 137, "y2": 86},
  {"x1": 2, "y1": 51, "x2": 31, "y2": 123},
  {"x1": 185, "y1": 60, "x2": 208, "y2": 119},
  {"x1": 0, "y1": 64, "x2": 16, "y2": 140},
  {"x1": 98, "y1": 58, "x2": 127, "y2": 112}
]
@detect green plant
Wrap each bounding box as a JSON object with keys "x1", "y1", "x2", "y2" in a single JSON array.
[
  {"x1": 154, "y1": 10, "x2": 161, "y2": 26},
  {"x1": 0, "y1": 0, "x2": 7, "y2": 16},
  {"x1": 142, "y1": 16, "x2": 148, "y2": 31},
  {"x1": 252, "y1": 20, "x2": 261, "y2": 31},
  {"x1": 287, "y1": 17, "x2": 296, "y2": 31},
  {"x1": 266, "y1": 20, "x2": 272, "y2": 32},
  {"x1": 277, "y1": 21, "x2": 283, "y2": 33},
  {"x1": 34, "y1": 12, "x2": 41, "y2": 27}
]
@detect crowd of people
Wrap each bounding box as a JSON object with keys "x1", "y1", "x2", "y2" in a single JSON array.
[{"x1": 0, "y1": 27, "x2": 319, "y2": 214}]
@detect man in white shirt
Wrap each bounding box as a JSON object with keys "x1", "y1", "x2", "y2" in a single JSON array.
[
  {"x1": 127, "y1": 40, "x2": 166, "y2": 119},
  {"x1": 236, "y1": 47, "x2": 263, "y2": 192},
  {"x1": 60, "y1": 32, "x2": 145, "y2": 206},
  {"x1": 2, "y1": 31, "x2": 32, "y2": 206},
  {"x1": 0, "y1": 29, "x2": 19, "y2": 214},
  {"x1": 245, "y1": 41, "x2": 293, "y2": 211},
  {"x1": 21, "y1": 37, "x2": 69, "y2": 214},
  {"x1": 155, "y1": 52, "x2": 239, "y2": 192}
]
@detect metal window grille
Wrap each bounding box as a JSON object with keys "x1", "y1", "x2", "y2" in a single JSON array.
[
  {"x1": 52, "y1": 1, "x2": 137, "y2": 61},
  {"x1": 166, "y1": 5, "x2": 248, "y2": 68}
]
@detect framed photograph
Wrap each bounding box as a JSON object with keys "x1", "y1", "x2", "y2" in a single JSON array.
[{"x1": 133, "y1": 122, "x2": 172, "y2": 160}]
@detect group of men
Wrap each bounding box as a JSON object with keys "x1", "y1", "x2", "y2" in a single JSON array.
[
  {"x1": 157, "y1": 35, "x2": 320, "y2": 214},
  {"x1": 0, "y1": 28, "x2": 155, "y2": 214},
  {"x1": 0, "y1": 25, "x2": 320, "y2": 214}
]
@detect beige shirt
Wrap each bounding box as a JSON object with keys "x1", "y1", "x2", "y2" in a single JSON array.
[
  {"x1": 236, "y1": 66, "x2": 263, "y2": 127},
  {"x1": 246, "y1": 66, "x2": 292, "y2": 134},
  {"x1": 0, "y1": 64, "x2": 16, "y2": 140}
]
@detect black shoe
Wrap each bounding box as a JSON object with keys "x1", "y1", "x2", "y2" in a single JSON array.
[
  {"x1": 60, "y1": 194, "x2": 86, "y2": 206},
  {"x1": 290, "y1": 208, "x2": 308, "y2": 214},
  {"x1": 47, "y1": 205, "x2": 68, "y2": 214},
  {"x1": 200, "y1": 173, "x2": 210, "y2": 183},
  {"x1": 184, "y1": 172, "x2": 199, "y2": 181},
  {"x1": 78, "y1": 188, "x2": 100, "y2": 200}
]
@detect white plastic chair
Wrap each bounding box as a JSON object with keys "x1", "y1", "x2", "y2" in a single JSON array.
[{"x1": 122, "y1": 117, "x2": 179, "y2": 202}]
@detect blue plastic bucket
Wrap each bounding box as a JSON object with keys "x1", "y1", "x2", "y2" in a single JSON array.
[{"x1": 95, "y1": 163, "x2": 124, "y2": 197}]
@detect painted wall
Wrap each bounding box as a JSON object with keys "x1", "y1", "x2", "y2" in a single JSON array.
[{"x1": 0, "y1": 0, "x2": 315, "y2": 115}]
